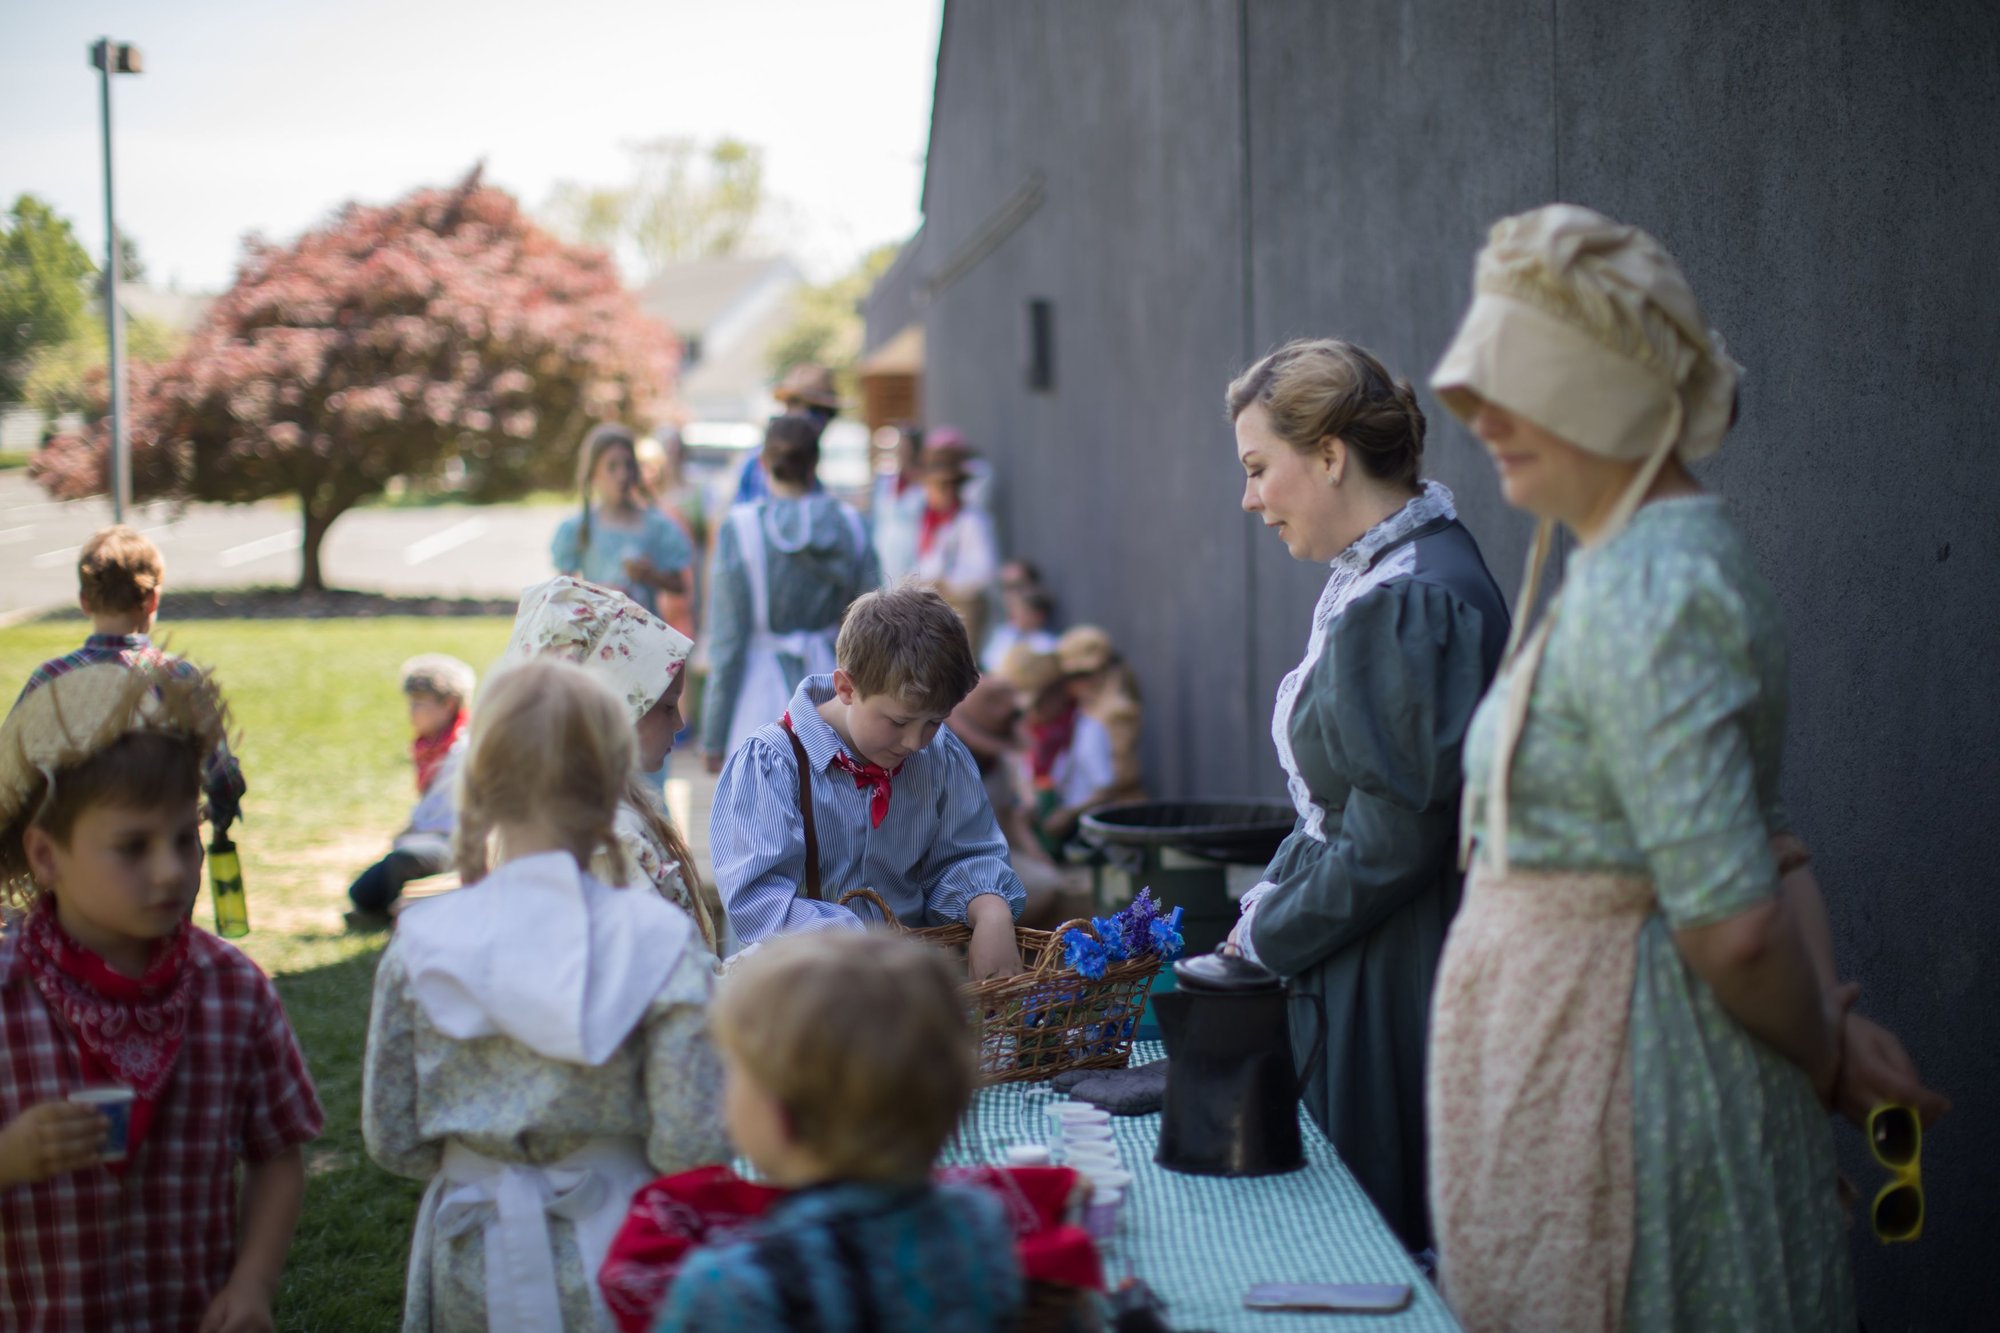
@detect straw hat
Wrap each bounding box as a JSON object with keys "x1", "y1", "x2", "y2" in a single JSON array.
[
  {"x1": 1055, "y1": 625, "x2": 1116, "y2": 677},
  {"x1": 994, "y1": 642, "x2": 1066, "y2": 698},
  {"x1": 500, "y1": 576, "x2": 693, "y2": 726},
  {"x1": 775, "y1": 362, "x2": 843, "y2": 412},
  {"x1": 1, "y1": 660, "x2": 229, "y2": 901},
  {"x1": 921, "y1": 439, "x2": 975, "y2": 483}
]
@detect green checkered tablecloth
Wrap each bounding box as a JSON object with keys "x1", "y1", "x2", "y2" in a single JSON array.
[{"x1": 945, "y1": 1043, "x2": 1463, "y2": 1332}]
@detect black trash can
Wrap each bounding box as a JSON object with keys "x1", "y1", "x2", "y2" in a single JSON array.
[{"x1": 1078, "y1": 800, "x2": 1295, "y2": 957}]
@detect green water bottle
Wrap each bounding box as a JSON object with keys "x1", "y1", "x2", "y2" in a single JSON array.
[{"x1": 209, "y1": 832, "x2": 250, "y2": 939}]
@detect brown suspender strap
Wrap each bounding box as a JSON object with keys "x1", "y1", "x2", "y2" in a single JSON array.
[{"x1": 782, "y1": 715, "x2": 822, "y2": 901}]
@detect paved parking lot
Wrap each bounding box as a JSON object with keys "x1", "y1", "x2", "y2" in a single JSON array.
[{"x1": 0, "y1": 473, "x2": 567, "y2": 623}]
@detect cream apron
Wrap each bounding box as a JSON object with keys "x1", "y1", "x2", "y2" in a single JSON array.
[
  {"x1": 722, "y1": 503, "x2": 864, "y2": 757},
  {"x1": 1426, "y1": 865, "x2": 1654, "y2": 1333}
]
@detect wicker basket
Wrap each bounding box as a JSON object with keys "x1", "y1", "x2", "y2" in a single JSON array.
[{"x1": 838, "y1": 889, "x2": 1163, "y2": 1085}]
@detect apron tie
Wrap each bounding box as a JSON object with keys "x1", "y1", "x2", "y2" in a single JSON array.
[{"x1": 432, "y1": 1139, "x2": 651, "y2": 1333}]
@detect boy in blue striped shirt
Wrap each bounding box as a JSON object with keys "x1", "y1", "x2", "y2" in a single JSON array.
[{"x1": 709, "y1": 583, "x2": 1026, "y2": 979}]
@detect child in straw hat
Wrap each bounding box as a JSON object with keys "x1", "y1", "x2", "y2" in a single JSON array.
[{"x1": 0, "y1": 659, "x2": 323, "y2": 1332}]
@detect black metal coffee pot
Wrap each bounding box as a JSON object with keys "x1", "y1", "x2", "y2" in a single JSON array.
[{"x1": 1151, "y1": 950, "x2": 1323, "y2": 1176}]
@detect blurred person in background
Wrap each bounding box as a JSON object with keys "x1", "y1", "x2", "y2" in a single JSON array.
[
  {"x1": 995, "y1": 643, "x2": 1114, "y2": 860},
  {"x1": 948, "y1": 673, "x2": 1094, "y2": 928},
  {"x1": 1056, "y1": 625, "x2": 1146, "y2": 806},
  {"x1": 870, "y1": 422, "x2": 927, "y2": 583},
  {"x1": 635, "y1": 428, "x2": 707, "y2": 639},
  {"x1": 911, "y1": 435, "x2": 999, "y2": 650},
  {"x1": 344, "y1": 655, "x2": 476, "y2": 931},
  {"x1": 734, "y1": 363, "x2": 841, "y2": 504},
  {"x1": 983, "y1": 569, "x2": 1060, "y2": 673},
  {"x1": 551, "y1": 423, "x2": 693, "y2": 613},
  {"x1": 703, "y1": 415, "x2": 880, "y2": 773}
]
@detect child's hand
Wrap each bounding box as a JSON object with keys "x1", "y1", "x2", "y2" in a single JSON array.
[
  {"x1": 967, "y1": 895, "x2": 1024, "y2": 981},
  {"x1": 197, "y1": 1277, "x2": 275, "y2": 1333},
  {"x1": 0, "y1": 1100, "x2": 107, "y2": 1187}
]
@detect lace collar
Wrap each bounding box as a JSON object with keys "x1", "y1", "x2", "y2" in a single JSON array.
[
  {"x1": 1329, "y1": 480, "x2": 1456, "y2": 574},
  {"x1": 1271, "y1": 480, "x2": 1457, "y2": 844}
]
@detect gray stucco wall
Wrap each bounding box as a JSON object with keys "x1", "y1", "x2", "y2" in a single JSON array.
[{"x1": 904, "y1": 3, "x2": 1998, "y2": 1325}]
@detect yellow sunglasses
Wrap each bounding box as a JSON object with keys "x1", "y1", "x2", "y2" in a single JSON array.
[{"x1": 1867, "y1": 1104, "x2": 1923, "y2": 1243}]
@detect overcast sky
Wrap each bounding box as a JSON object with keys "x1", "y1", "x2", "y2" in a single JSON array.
[{"x1": 0, "y1": 0, "x2": 941, "y2": 292}]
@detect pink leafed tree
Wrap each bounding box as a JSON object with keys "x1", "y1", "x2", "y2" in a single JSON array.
[{"x1": 34, "y1": 167, "x2": 679, "y2": 591}]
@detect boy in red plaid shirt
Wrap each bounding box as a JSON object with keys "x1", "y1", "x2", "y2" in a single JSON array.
[{"x1": 0, "y1": 658, "x2": 323, "y2": 1332}]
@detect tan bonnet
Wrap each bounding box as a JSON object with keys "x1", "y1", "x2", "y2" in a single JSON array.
[{"x1": 1433, "y1": 206, "x2": 1744, "y2": 872}]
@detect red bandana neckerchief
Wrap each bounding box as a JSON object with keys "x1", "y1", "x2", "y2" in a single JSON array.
[
  {"x1": 1027, "y1": 701, "x2": 1079, "y2": 788},
  {"x1": 917, "y1": 502, "x2": 959, "y2": 557},
  {"x1": 784, "y1": 711, "x2": 904, "y2": 829},
  {"x1": 412, "y1": 707, "x2": 469, "y2": 794},
  {"x1": 20, "y1": 899, "x2": 196, "y2": 1170}
]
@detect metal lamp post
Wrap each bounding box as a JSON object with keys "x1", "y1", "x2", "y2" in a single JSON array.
[{"x1": 90, "y1": 38, "x2": 143, "y2": 522}]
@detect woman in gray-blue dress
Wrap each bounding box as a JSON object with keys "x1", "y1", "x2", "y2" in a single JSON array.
[{"x1": 1223, "y1": 339, "x2": 1508, "y2": 1250}]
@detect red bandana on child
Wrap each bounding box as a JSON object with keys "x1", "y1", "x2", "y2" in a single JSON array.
[
  {"x1": 917, "y1": 503, "x2": 959, "y2": 557},
  {"x1": 19, "y1": 898, "x2": 196, "y2": 1169},
  {"x1": 412, "y1": 707, "x2": 469, "y2": 794},
  {"x1": 1027, "y1": 701, "x2": 1079, "y2": 789},
  {"x1": 784, "y1": 711, "x2": 904, "y2": 828}
]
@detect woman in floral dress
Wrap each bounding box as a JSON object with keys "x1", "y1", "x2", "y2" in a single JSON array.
[{"x1": 1426, "y1": 205, "x2": 1942, "y2": 1331}]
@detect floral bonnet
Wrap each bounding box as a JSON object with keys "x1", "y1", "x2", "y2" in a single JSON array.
[{"x1": 500, "y1": 576, "x2": 693, "y2": 725}]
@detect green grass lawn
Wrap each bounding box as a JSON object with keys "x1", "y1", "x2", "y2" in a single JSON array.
[{"x1": 0, "y1": 615, "x2": 514, "y2": 1329}]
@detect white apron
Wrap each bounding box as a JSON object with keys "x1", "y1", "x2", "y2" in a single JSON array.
[
  {"x1": 723, "y1": 502, "x2": 865, "y2": 756},
  {"x1": 411, "y1": 1138, "x2": 652, "y2": 1333}
]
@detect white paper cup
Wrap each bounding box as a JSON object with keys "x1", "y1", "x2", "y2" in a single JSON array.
[
  {"x1": 1084, "y1": 1186, "x2": 1124, "y2": 1239},
  {"x1": 69, "y1": 1085, "x2": 135, "y2": 1162},
  {"x1": 1064, "y1": 1143, "x2": 1120, "y2": 1165},
  {"x1": 1083, "y1": 1166, "x2": 1133, "y2": 1193},
  {"x1": 1063, "y1": 1122, "x2": 1114, "y2": 1143},
  {"x1": 1049, "y1": 1102, "x2": 1110, "y2": 1124},
  {"x1": 1005, "y1": 1143, "x2": 1053, "y2": 1168}
]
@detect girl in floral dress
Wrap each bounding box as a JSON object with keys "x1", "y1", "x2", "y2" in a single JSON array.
[
  {"x1": 502, "y1": 575, "x2": 720, "y2": 952},
  {"x1": 363, "y1": 659, "x2": 728, "y2": 1333}
]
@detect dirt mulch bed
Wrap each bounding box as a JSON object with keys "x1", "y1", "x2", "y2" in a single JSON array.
[{"x1": 30, "y1": 587, "x2": 521, "y2": 623}]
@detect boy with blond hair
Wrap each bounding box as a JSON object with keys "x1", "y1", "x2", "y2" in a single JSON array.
[
  {"x1": 655, "y1": 929, "x2": 1021, "y2": 1331},
  {"x1": 709, "y1": 582, "x2": 1025, "y2": 978},
  {"x1": 14, "y1": 524, "x2": 246, "y2": 818},
  {"x1": 18, "y1": 525, "x2": 174, "y2": 699}
]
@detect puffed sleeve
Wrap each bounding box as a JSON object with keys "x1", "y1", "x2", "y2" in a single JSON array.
[
  {"x1": 641, "y1": 947, "x2": 731, "y2": 1173},
  {"x1": 699, "y1": 513, "x2": 753, "y2": 755},
  {"x1": 550, "y1": 512, "x2": 584, "y2": 575},
  {"x1": 1249, "y1": 580, "x2": 1495, "y2": 977},
  {"x1": 361, "y1": 938, "x2": 440, "y2": 1180},
  {"x1": 710, "y1": 735, "x2": 867, "y2": 943},
  {"x1": 646, "y1": 510, "x2": 694, "y2": 573},
  {"x1": 1575, "y1": 556, "x2": 1780, "y2": 929},
  {"x1": 920, "y1": 729, "x2": 1027, "y2": 925}
]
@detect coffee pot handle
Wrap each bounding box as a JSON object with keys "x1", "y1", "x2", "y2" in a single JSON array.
[{"x1": 1288, "y1": 984, "x2": 1329, "y2": 1093}]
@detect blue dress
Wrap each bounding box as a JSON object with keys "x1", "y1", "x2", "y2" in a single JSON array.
[
  {"x1": 653, "y1": 1180, "x2": 1021, "y2": 1332},
  {"x1": 550, "y1": 506, "x2": 694, "y2": 609}
]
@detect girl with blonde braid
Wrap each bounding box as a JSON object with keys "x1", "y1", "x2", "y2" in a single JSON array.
[{"x1": 363, "y1": 659, "x2": 727, "y2": 1333}]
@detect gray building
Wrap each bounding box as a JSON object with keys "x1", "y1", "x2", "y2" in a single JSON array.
[{"x1": 870, "y1": 2, "x2": 1999, "y2": 1327}]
